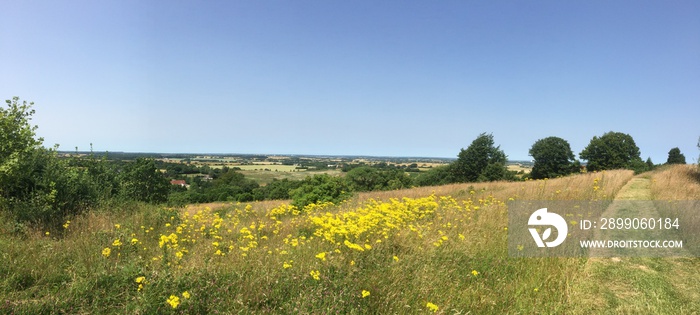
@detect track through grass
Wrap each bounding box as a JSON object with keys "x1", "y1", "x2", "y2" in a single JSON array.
[{"x1": 569, "y1": 174, "x2": 700, "y2": 314}]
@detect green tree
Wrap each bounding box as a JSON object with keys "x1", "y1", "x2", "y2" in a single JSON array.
[
  {"x1": 451, "y1": 133, "x2": 508, "y2": 182},
  {"x1": 645, "y1": 157, "x2": 655, "y2": 171},
  {"x1": 119, "y1": 158, "x2": 170, "y2": 203},
  {"x1": 579, "y1": 131, "x2": 642, "y2": 172},
  {"x1": 0, "y1": 97, "x2": 43, "y2": 167},
  {"x1": 413, "y1": 165, "x2": 453, "y2": 186},
  {"x1": 345, "y1": 167, "x2": 383, "y2": 191},
  {"x1": 345, "y1": 167, "x2": 412, "y2": 191},
  {"x1": 528, "y1": 137, "x2": 576, "y2": 179},
  {"x1": 290, "y1": 174, "x2": 351, "y2": 208},
  {"x1": 666, "y1": 147, "x2": 686, "y2": 164},
  {"x1": 1, "y1": 97, "x2": 108, "y2": 226}
]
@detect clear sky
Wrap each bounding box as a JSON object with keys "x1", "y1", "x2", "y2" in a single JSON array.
[{"x1": 1, "y1": 1, "x2": 698, "y2": 162}]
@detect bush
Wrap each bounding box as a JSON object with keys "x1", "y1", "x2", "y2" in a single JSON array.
[
  {"x1": 290, "y1": 174, "x2": 352, "y2": 208},
  {"x1": 1, "y1": 147, "x2": 103, "y2": 227},
  {"x1": 345, "y1": 167, "x2": 412, "y2": 191},
  {"x1": 414, "y1": 165, "x2": 453, "y2": 186}
]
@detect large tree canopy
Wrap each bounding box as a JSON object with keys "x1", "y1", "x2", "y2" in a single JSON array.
[
  {"x1": 579, "y1": 131, "x2": 642, "y2": 172},
  {"x1": 451, "y1": 133, "x2": 508, "y2": 182},
  {"x1": 529, "y1": 136, "x2": 577, "y2": 179}
]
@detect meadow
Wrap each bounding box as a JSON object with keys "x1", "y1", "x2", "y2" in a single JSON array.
[{"x1": 1, "y1": 166, "x2": 699, "y2": 314}]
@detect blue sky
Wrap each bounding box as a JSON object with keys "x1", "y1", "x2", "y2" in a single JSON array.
[{"x1": 1, "y1": 1, "x2": 698, "y2": 162}]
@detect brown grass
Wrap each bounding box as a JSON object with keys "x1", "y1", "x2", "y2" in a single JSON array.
[
  {"x1": 650, "y1": 164, "x2": 700, "y2": 200},
  {"x1": 356, "y1": 169, "x2": 634, "y2": 203}
]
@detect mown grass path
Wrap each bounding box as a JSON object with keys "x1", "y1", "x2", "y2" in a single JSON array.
[{"x1": 569, "y1": 175, "x2": 700, "y2": 314}]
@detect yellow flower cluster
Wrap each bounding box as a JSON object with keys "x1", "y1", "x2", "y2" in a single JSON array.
[
  {"x1": 310, "y1": 270, "x2": 320, "y2": 281},
  {"x1": 166, "y1": 295, "x2": 180, "y2": 309},
  {"x1": 99, "y1": 191, "x2": 505, "y2": 311},
  {"x1": 426, "y1": 302, "x2": 439, "y2": 312},
  {"x1": 309, "y1": 195, "x2": 439, "y2": 249},
  {"x1": 135, "y1": 276, "x2": 146, "y2": 291}
]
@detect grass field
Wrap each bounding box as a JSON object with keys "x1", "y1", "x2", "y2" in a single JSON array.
[
  {"x1": 233, "y1": 164, "x2": 300, "y2": 172},
  {"x1": 240, "y1": 169, "x2": 344, "y2": 185},
  {"x1": 1, "y1": 166, "x2": 699, "y2": 313}
]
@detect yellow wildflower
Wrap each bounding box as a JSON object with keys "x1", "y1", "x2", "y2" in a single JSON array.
[
  {"x1": 101, "y1": 247, "x2": 111, "y2": 258},
  {"x1": 315, "y1": 252, "x2": 327, "y2": 261},
  {"x1": 166, "y1": 295, "x2": 180, "y2": 309},
  {"x1": 135, "y1": 276, "x2": 146, "y2": 291},
  {"x1": 112, "y1": 239, "x2": 122, "y2": 247},
  {"x1": 472, "y1": 270, "x2": 479, "y2": 276},
  {"x1": 310, "y1": 270, "x2": 320, "y2": 281},
  {"x1": 426, "y1": 302, "x2": 439, "y2": 312},
  {"x1": 362, "y1": 290, "x2": 370, "y2": 298},
  {"x1": 182, "y1": 291, "x2": 191, "y2": 299}
]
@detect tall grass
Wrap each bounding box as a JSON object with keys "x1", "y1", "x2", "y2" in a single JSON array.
[
  {"x1": 650, "y1": 164, "x2": 700, "y2": 200},
  {"x1": 650, "y1": 164, "x2": 700, "y2": 256},
  {"x1": 0, "y1": 170, "x2": 634, "y2": 314}
]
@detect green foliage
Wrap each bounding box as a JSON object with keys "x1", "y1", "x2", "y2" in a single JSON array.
[
  {"x1": 529, "y1": 137, "x2": 577, "y2": 179},
  {"x1": 0, "y1": 97, "x2": 43, "y2": 167},
  {"x1": 290, "y1": 174, "x2": 352, "y2": 208},
  {"x1": 645, "y1": 157, "x2": 655, "y2": 171},
  {"x1": 580, "y1": 131, "x2": 643, "y2": 172},
  {"x1": 414, "y1": 165, "x2": 453, "y2": 186},
  {"x1": 451, "y1": 133, "x2": 508, "y2": 182},
  {"x1": 345, "y1": 166, "x2": 412, "y2": 191},
  {"x1": 169, "y1": 169, "x2": 260, "y2": 204},
  {"x1": 253, "y1": 178, "x2": 303, "y2": 200},
  {"x1": 118, "y1": 158, "x2": 170, "y2": 204},
  {"x1": 0, "y1": 97, "x2": 110, "y2": 227},
  {"x1": 666, "y1": 147, "x2": 686, "y2": 165}
]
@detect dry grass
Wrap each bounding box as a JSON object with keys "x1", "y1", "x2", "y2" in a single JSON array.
[
  {"x1": 650, "y1": 164, "x2": 700, "y2": 257},
  {"x1": 356, "y1": 169, "x2": 634, "y2": 203},
  {"x1": 650, "y1": 164, "x2": 700, "y2": 200},
  {"x1": 0, "y1": 169, "x2": 641, "y2": 314}
]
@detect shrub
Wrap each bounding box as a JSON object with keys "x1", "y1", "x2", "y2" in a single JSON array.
[{"x1": 290, "y1": 174, "x2": 352, "y2": 208}]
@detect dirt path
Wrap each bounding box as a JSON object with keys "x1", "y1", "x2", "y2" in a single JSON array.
[{"x1": 568, "y1": 175, "x2": 700, "y2": 314}]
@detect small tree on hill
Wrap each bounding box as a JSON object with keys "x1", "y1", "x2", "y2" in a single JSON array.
[
  {"x1": 666, "y1": 147, "x2": 686, "y2": 164},
  {"x1": 451, "y1": 133, "x2": 508, "y2": 182},
  {"x1": 528, "y1": 136, "x2": 577, "y2": 179},
  {"x1": 645, "y1": 157, "x2": 655, "y2": 170},
  {"x1": 580, "y1": 131, "x2": 643, "y2": 172}
]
